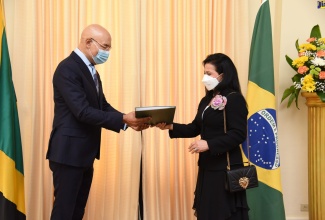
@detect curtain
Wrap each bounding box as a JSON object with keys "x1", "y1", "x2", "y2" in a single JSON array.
[
  {"x1": 140, "y1": 1, "x2": 249, "y2": 219},
  {"x1": 4, "y1": 0, "x2": 250, "y2": 219}
]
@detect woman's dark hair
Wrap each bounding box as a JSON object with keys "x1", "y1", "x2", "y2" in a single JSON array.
[{"x1": 203, "y1": 53, "x2": 242, "y2": 96}]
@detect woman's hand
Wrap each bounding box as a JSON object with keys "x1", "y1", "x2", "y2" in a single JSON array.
[
  {"x1": 188, "y1": 140, "x2": 209, "y2": 154},
  {"x1": 155, "y1": 123, "x2": 173, "y2": 130}
]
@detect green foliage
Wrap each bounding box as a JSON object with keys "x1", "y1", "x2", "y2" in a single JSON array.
[
  {"x1": 317, "y1": 91, "x2": 325, "y2": 102},
  {"x1": 281, "y1": 86, "x2": 300, "y2": 109},
  {"x1": 285, "y1": 55, "x2": 296, "y2": 71},
  {"x1": 310, "y1": 25, "x2": 321, "y2": 38},
  {"x1": 295, "y1": 40, "x2": 299, "y2": 52}
]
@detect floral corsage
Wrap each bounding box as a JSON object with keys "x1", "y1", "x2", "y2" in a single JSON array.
[{"x1": 211, "y1": 95, "x2": 227, "y2": 110}]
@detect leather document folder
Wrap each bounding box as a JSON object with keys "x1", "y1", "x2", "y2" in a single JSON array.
[{"x1": 135, "y1": 106, "x2": 176, "y2": 125}]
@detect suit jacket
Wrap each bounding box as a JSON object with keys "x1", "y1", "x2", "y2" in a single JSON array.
[
  {"x1": 169, "y1": 90, "x2": 248, "y2": 170},
  {"x1": 46, "y1": 51, "x2": 125, "y2": 167}
]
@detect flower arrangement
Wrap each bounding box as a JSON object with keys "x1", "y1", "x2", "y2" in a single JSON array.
[
  {"x1": 281, "y1": 25, "x2": 325, "y2": 109},
  {"x1": 211, "y1": 95, "x2": 227, "y2": 110}
]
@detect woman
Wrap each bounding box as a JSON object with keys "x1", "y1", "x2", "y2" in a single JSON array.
[{"x1": 156, "y1": 53, "x2": 249, "y2": 220}]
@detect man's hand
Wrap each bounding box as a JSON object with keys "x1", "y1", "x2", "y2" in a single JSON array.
[{"x1": 123, "y1": 111, "x2": 151, "y2": 129}]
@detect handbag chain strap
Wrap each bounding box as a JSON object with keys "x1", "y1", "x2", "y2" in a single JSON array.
[{"x1": 224, "y1": 109, "x2": 250, "y2": 170}]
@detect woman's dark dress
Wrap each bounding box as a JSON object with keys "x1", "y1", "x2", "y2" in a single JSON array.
[{"x1": 169, "y1": 91, "x2": 249, "y2": 220}]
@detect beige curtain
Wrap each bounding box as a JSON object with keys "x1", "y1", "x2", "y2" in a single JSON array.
[
  {"x1": 4, "y1": 0, "x2": 250, "y2": 219},
  {"x1": 140, "y1": 1, "x2": 249, "y2": 219}
]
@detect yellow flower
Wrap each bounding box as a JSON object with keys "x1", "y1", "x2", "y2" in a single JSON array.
[
  {"x1": 302, "y1": 83, "x2": 316, "y2": 92},
  {"x1": 292, "y1": 56, "x2": 309, "y2": 67},
  {"x1": 299, "y1": 43, "x2": 317, "y2": 52},
  {"x1": 302, "y1": 75, "x2": 316, "y2": 92},
  {"x1": 318, "y1": 38, "x2": 325, "y2": 44},
  {"x1": 303, "y1": 74, "x2": 314, "y2": 82}
]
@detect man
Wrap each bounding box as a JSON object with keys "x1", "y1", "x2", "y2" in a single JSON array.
[{"x1": 46, "y1": 24, "x2": 150, "y2": 220}]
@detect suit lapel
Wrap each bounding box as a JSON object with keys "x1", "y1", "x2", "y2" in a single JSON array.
[
  {"x1": 70, "y1": 52, "x2": 101, "y2": 107},
  {"x1": 70, "y1": 52, "x2": 98, "y2": 95}
]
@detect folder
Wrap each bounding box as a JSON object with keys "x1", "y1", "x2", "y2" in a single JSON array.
[{"x1": 135, "y1": 106, "x2": 176, "y2": 125}]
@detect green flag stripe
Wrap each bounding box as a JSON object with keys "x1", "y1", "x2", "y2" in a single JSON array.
[
  {"x1": 248, "y1": 0, "x2": 274, "y2": 95},
  {"x1": 247, "y1": 182, "x2": 285, "y2": 219},
  {"x1": 0, "y1": 28, "x2": 24, "y2": 174}
]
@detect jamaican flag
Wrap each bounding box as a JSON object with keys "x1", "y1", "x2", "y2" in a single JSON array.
[{"x1": 0, "y1": 0, "x2": 26, "y2": 219}]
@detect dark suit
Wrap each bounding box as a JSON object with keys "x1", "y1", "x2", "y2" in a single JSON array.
[
  {"x1": 169, "y1": 91, "x2": 249, "y2": 219},
  {"x1": 47, "y1": 51, "x2": 125, "y2": 220}
]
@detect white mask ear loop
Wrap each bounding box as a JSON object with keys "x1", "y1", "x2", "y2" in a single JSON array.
[
  {"x1": 216, "y1": 73, "x2": 223, "y2": 81},
  {"x1": 87, "y1": 40, "x2": 96, "y2": 62}
]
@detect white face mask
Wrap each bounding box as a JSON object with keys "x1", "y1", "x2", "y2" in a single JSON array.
[{"x1": 202, "y1": 74, "x2": 220, "y2": 90}]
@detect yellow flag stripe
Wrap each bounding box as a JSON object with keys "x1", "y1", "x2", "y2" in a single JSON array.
[
  {"x1": 246, "y1": 81, "x2": 275, "y2": 118},
  {"x1": 256, "y1": 166, "x2": 283, "y2": 192},
  {"x1": 0, "y1": 151, "x2": 26, "y2": 214},
  {"x1": 242, "y1": 152, "x2": 283, "y2": 192}
]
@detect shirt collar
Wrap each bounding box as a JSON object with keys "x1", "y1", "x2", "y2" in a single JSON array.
[{"x1": 74, "y1": 48, "x2": 92, "y2": 67}]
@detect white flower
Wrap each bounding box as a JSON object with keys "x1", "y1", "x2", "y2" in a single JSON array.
[
  {"x1": 311, "y1": 57, "x2": 325, "y2": 66},
  {"x1": 294, "y1": 81, "x2": 301, "y2": 89}
]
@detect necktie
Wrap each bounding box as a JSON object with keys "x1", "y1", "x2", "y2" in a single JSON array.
[{"x1": 90, "y1": 64, "x2": 99, "y2": 94}]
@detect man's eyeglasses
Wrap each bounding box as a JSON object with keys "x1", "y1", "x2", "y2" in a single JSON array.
[{"x1": 91, "y1": 38, "x2": 111, "y2": 51}]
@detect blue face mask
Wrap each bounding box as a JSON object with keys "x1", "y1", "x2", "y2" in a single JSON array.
[
  {"x1": 93, "y1": 49, "x2": 109, "y2": 64},
  {"x1": 90, "y1": 40, "x2": 110, "y2": 64}
]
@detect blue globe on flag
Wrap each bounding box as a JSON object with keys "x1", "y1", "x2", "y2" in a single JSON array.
[{"x1": 242, "y1": 108, "x2": 280, "y2": 170}]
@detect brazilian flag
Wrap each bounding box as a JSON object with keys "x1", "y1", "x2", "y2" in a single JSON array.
[
  {"x1": 0, "y1": 0, "x2": 26, "y2": 219},
  {"x1": 242, "y1": 0, "x2": 286, "y2": 219}
]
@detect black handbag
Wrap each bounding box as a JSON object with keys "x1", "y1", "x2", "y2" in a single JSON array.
[
  {"x1": 223, "y1": 109, "x2": 258, "y2": 193},
  {"x1": 225, "y1": 162, "x2": 258, "y2": 192}
]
